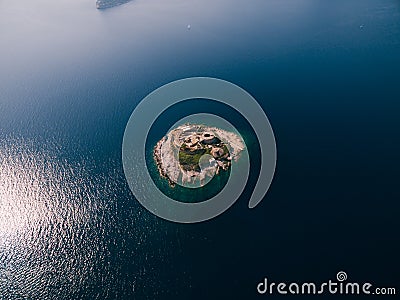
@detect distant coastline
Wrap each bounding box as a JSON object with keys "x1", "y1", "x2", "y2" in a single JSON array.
[{"x1": 96, "y1": 0, "x2": 132, "y2": 9}]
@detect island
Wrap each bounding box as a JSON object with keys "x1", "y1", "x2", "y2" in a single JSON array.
[
  {"x1": 96, "y1": 0, "x2": 132, "y2": 9},
  {"x1": 154, "y1": 124, "x2": 245, "y2": 187}
]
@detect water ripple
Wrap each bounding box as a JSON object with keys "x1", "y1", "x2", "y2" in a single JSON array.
[{"x1": 0, "y1": 136, "x2": 177, "y2": 299}]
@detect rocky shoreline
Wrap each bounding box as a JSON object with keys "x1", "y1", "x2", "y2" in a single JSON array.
[
  {"x1": 153, "y1": 124, "x2": 245, "y2": 188},
  {"x1": 153, "y1": 137, "x2": 176, "y2": 187}
]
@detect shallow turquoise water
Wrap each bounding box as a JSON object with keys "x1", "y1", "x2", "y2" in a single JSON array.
[{"x1": 0, "y1": 0, "x2": 399, "y2": 299}]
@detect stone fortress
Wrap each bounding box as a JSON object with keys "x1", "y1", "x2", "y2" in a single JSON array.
[{"x1": 154, "y1": 124, "x2": 245, "y2": 187}]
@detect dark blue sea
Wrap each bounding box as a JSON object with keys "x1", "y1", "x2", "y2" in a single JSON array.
[{"x1": 0, "y1": 0, "x2": 399, "y2": 299}]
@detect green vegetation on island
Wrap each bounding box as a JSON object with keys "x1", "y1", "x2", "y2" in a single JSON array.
[{"x1": 154, "y1": 124, "x2": 245, "y2": 188}]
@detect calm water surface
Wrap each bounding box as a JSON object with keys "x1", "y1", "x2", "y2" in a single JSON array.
[{"x1": 0, "y1": 0, "x2": 399, "y2": 299}]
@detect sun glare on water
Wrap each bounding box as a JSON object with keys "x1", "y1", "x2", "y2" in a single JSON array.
[
  {"x1": 0, "y1": 138, "x2": 79, "y2": 240},
  {"x1": 0, "y1": 136, "x2": 166, "y2": 297},
  {"x1": 0, "y1": 137, "x2": 105, "y2": 296}
]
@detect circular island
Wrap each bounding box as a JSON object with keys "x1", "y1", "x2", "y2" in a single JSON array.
[{"x1": 153, "y1": 123, "x2": 245, "y2": 188}]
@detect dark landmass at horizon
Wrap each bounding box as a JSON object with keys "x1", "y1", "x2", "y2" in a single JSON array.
[{"x1": 96, "y1": 0, "x2": 132, "y2": 9}]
